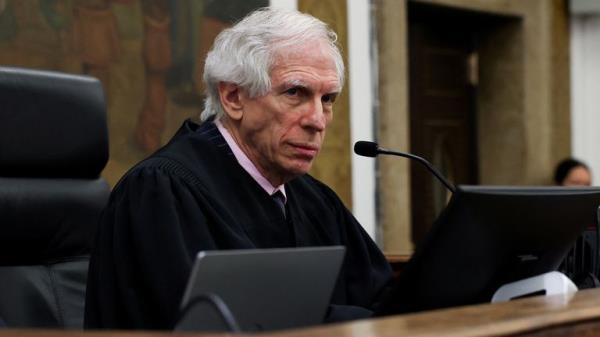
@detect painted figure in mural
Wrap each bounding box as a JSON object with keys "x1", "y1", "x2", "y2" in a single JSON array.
[
  {"x1": 135, "y1": 0, "x2": 268, "y2": 153},
  {"x1": 73, "y1": 0, "x2": 120, "y2": 97},
  {"x1": 85, "y1": 7, "x2": 392, "y2": 329},
  {"x1": 134, "y1": 0, "x2": 172, "y2": 153}
]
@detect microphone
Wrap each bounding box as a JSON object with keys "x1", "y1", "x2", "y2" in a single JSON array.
[{"x1": 354, "y1": 141, "x2": 456, "y2": 193}]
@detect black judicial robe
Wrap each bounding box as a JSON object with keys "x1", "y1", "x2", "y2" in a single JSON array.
[{"x1": 84, "y1": 120, "x2": 392, "y2": 329}]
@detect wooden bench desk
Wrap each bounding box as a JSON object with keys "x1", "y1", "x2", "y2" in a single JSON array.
[{"x1": 4, "y1": 288, "x2": 600, "y2": 337}]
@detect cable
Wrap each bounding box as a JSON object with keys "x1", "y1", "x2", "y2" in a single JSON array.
[
  {"x1": 176, "y1": 293, "x2": 241, "y2": 332},
  {"x1": 595, "y1": 206, "x2": 600, "y2": 277}
]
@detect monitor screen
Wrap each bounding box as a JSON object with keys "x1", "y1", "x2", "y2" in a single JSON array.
[{"x1": 377, "y1": 185, "x2": 600, "y2": 315}]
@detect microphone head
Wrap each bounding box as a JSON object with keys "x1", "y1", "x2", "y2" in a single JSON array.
[{"x1": 354, "y1": 141, "x2": 379, "y2": 157}]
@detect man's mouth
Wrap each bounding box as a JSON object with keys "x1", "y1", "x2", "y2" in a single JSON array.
[{"x1": 289, "y1": 142, "x2": 319, "y2": 158}]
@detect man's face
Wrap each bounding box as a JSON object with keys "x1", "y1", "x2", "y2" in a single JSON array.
[{"x1": 232, "y1": 42, "x2": 340, "y2": 185}]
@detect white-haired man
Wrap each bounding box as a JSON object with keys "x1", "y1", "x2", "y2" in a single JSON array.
[{"x1": 85, "y1": 8, "x2": 392, "y2": 329}]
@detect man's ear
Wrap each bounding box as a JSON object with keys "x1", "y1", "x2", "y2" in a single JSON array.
[{"x1": 218, "y1": 82, "x2": 244, "y2": 121}]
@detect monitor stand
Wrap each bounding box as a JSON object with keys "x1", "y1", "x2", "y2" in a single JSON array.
[{"x1": 491, "y1": 271, "x2": 578, "y2": 303}]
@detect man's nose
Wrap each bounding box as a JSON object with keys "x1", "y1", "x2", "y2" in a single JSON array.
[{"x1": 301, "y1": 98, "x2": 327, "y2": 132}]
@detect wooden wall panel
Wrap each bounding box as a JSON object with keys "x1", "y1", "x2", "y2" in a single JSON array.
[
  {"x1": 377, "y1": 0, "x2": 570, "y2": 253},
  {"x1": 298, "y1": 0, "x2": 352, "y2": 208}
]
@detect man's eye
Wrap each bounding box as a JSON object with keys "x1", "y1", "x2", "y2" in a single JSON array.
[
  {"x1": 285, "y1": 88, "x2": 298, "y2": 96},
  {"x1": 322, "y1": 94, "x2": 337, "y2": 103}
]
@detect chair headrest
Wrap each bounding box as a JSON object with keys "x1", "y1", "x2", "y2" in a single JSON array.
[{"x1": 0, "y1": 67, "x2": 108, "y2": 178}]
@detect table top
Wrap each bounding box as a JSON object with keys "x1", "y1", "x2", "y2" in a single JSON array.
[{"x1": 4, "y1": 288, "x2": 600, "y2": 337}]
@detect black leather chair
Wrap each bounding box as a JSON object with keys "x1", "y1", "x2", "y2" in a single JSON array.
[{"x1": 0, "y1": 67, "x2": 110, "y2": 328}]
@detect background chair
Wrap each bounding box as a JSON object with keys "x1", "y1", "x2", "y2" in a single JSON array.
[
  {"x1": 0, "y1": 67, "x2": 110, "y2": 328},
  {"x1": 560, "y1": 227, "x2": 600, "y2": 289}
]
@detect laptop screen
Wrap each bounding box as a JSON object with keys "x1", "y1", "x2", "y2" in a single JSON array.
[{"x1": 176, "y1": 246, "x2": 346, "y2": 332}]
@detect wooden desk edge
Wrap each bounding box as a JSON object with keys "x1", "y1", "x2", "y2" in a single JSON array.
[
  {"x1": 4, "y1": 289, "x2": 600, "y2": 337},
  {"x1": 266, "y1": 288, "x2": 600, "y2": 337}
]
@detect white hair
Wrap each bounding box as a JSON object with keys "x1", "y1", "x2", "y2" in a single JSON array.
[{"x1": 200, "y1": 7, "x2": 345, "y2": 121}]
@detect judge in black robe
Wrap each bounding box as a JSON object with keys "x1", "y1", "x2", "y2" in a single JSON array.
[
  {"x1": 85, "y1": 8, "x2": 393, "y2": 330},
  {"x1": 85, "y1": 120, "x2": 392, "y2": 329}
]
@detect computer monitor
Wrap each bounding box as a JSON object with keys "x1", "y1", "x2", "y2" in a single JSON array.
[{"x1": 377, "y1": 185, "x2": 600, "y2": 315}]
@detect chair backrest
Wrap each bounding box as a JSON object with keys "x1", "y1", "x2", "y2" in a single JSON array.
[
  {"x1": 0, "y1": 67, "x2": 110, "y2": 328},
  {"x1": 560, "y1": 228, "x2": 600, "y2": 289}
]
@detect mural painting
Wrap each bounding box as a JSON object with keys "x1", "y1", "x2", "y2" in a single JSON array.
[{"x1": 0, "y1": 0, "x2": 266, "y2": 186}]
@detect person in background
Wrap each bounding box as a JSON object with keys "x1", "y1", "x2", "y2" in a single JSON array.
[
  {"x1": 554, "y1": 158, "x2": 592, "y2": 186},
  {"x1": 85, "y1": 7, "x2": 392, "y2": 330}
]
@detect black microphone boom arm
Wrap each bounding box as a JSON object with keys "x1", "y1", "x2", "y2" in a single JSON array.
[
  {"x1": 353, "y1": 141, "x2": 456, "y2": 193},
  {"x1": 378, "y1": 147, "x2": 456, "y2": 193}
]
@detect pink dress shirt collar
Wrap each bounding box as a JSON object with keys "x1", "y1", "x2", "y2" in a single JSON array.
[{"x1": 215, "y1": 120, "x2": 287, "y2": 201}]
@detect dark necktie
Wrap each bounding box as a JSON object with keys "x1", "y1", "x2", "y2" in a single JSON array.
[{"x1": 272, "y1": 191, "x2": 286, "y2": 218}]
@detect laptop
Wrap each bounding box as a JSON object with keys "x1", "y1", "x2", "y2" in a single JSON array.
[{"x1": 176, "y1": 246, "x2": 346, "y2": 332}]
